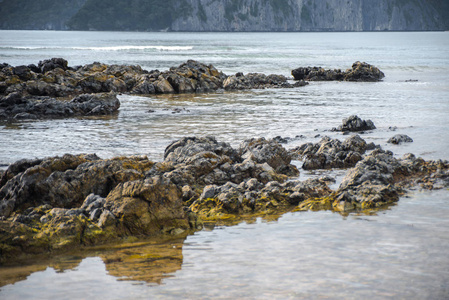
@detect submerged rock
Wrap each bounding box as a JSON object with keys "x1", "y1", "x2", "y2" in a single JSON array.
[
  {"x1": 292, "y1": 61, "x2": 385, "y2": 82},
  {"x1": 331, "y1": 115, "x2": 376, "y2": 132}
]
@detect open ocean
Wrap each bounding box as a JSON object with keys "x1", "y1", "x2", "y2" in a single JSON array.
[{"x1": 0, "y1": 30, "x2": 448, "y2": 299}]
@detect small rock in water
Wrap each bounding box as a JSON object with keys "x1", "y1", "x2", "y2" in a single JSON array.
[
  {"x1": 387, "y1": 134, "x2": 413, "y2": 144},
  {"x1": 272, "y1": 136, "x2": 290, "y2": 144},
  {"x1": 332, "y1": 115, "x2": 376, "y2": 132}
]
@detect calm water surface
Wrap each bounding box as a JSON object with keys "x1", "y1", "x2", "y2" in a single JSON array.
[{"x1": 0, "y1": 31, "x2": 448, "y2": 299}]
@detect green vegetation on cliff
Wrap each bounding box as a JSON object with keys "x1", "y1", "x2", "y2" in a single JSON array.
[
  {"x1": 0, "y1": 0, "x2": 86, "y2": 30},
  {"x1": 67, "y1": 0, "x2": 191, "y2": 31},
  {"x1": 0, "y1": 0, "x2": 447, "y2": 31}
]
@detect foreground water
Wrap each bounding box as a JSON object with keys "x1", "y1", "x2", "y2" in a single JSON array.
[
  {"x1": 0, "y1": 31, "x2": 448, "y2": 298},
  {"x1": 1, "y1": 190, "x2": 448, "y2": 299}
]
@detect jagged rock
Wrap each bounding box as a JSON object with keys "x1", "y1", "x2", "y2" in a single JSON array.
[
  {"x1": 0, "y1": 154, "x2": 153, "y2": 218},
  {"x1": 335, "y1": 149, "x2": 401, "y2": 209},
  {"x1": 292, "y1": 61, "x2": 384, "y2": 82},
  {"x1": 239, "y1": 137, "x2": 299, "y2": 176},
  {"x1": 1, "y1": 58, "x2": 308, "y2": 101},
  {"x1": 292, "y1": 135, "x2": 370, "y2": 170},
  {"x1": 38, "y1": 58, "x2": 69, "y2": 73},
  {"x1": 224, "y1": 72, "x2": 307, "y2": 90},
  {"x1": 0, "y1": 58, "x2": 312, "y2": 121},
  {"x1": 334, "y1": 150, "x2": 449, "y2": 211},
  {"x1": 190, "y1": 177, "x2": 333, "y2": 217},
  {"x1": 388, "y1": 134, "x2": 413, "y2": 144},
  {"x1": 0, "y1": 92, "x2": 120, "y2": 120},
  {"x1": 149, "y1": 136, "x2": 299, "y2": 187},
  {"x1": 102, "y1": 176, "x2": 196, "y2": 235},
  {"x1": 344, "y1": 61, "x2": 385, "y2": 82},
  {"x1": 332, "y1": 115, "x2": 376, "y2": 132},
  {"x1": 1, "y1": 136, "x2": 448, "y2": 263}
]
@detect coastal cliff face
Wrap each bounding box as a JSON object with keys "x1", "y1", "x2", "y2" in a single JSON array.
[
  {"x1": 0, "y1": 0, "x2": 447, "y2": 31},
  {"x1": 0, "y1": 0, "x2": 87, "y2": 30},
  {"x1": 171, "y1": 0, "x2": 446, "y2": 31}
]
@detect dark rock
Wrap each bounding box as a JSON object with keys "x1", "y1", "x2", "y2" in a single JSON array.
[
  {"x1": 333, "y1": 150, "x2": 449, "y2": 211},
  {"x1": 239, "y1": 138, "x2": 299, "y2": 176},
  {"x1": 272, "y1": 136, "x2": 290, "y2": 144},
  {"x1": 292, "y1": 135, "x2": 367, "y2": 170},
  {"x1": 344, "y1": 61, "x2": 385, "y2": 82},
  {"x1": 292, "y1": 61, "x2": 384, "y2": 82},
  {"x1": 332, "y1": 115, "x2": 376, "y2": 132},
  {"x1": 0, "y1": 92, "x2": 120, "y2": 120},
  {"x1": 224, "y1": 72, "x2": 307, "y2": 90},
  {"x1": 38, "y1": 58, "x2": 68, "y2": 73},
  {"x1": 0, "y1": 59, "x2": 311, "y2": 123},
  {"x1": 149, "y1": 136, "x2": 299, "y2": 187},
  {"x1": 13, "y1": 66, "x2": 34, "y2": 81},
  {"x1": 388, "y1": 134, "x2": 413, "y2": 144},
  {"x1": 1, "y1": 136, "x2": 449, "y2": 263},
  {"x1": 0, "y1": 154, "x2": 153, "y2": 218}
]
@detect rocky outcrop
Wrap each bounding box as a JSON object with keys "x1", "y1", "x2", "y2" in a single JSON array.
[
  {"x1": 333, "y1": 151, "x2": 449, "y2": 211},
  {"x1": 223, "y1": 73, "x2": 307, "y2": 90},
  {"x1": 0, "y1": 58, "x2": 309, "y2": 121},
  {"x1": 0, "y1": 154, "x2": 154, "y2": 218},
  {"x1": 292, "y1": 135, "x2": 377, "y2": 170},
  {"x1": 331, "y1": 115, "x2": 376, "y2": 132},
  {"x1": 0, "y1": 153, "x2": 199, "y2": 264},
  {"x1": 1, "y1": 135, "x2": 448, "y2": 264},
  {"x1": 191, "y1": 177, "x2": 332, "y2": 218},
  {"x1": 0, "y1": 92, "x2": 120, "y2": 120},
  {"x1": 148, "y1": 136, "x2": 298, "y2": 187},
  {"x1": 292, "y1": 61, "x2": 385, "y2": 82}
]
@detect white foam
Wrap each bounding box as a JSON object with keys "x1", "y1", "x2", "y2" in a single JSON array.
[{"x1": 3, "y1": 45, "x2": 193, "y2": 51}]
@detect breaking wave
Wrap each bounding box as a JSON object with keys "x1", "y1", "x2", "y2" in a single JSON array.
[{"x1": 2, "y1": 45, "x2": 194, "y2": 51}]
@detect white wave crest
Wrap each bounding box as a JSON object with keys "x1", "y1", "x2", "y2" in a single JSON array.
[
  {"x1": 1, "y1": 45, "x2": 193, "y2": 51},
  {"x1": 74, "y1": 45, "x2": 194, "y2": 51}
]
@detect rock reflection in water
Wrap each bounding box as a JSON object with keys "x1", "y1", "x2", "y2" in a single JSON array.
[
  {"x1": 0, "y1": 236, "x2": 186, "y2": 288},
  {"x1": 100, "y1": 237, "x2": 185, "y2": 284}
]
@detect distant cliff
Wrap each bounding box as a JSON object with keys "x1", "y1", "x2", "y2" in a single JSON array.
[
  {"x1": 171, "y1": 0, "x2": 448, "y2": 31},
  {"x1": 0, "y1": 0, "x2": 87, "y2": 30},
  {"x1": 0, "y1": 0, "x2": 447, "y2": 31}
]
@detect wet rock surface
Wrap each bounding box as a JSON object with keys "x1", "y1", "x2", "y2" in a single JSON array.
[
  {"x1": 292, "y1": 61, "x2": 385, "y2": 82},
  {"x1": 0, "y1": 92, "x2": 120, "y2": 120},
  {"x1": 291, "y1": 135, "x2": 377, "y2": 170},
  {"x1": 223, "y1": 72, "x2": 307, "y2": 90},
  {"x1": 0, "y1": 58, "x2": 309, "y2": 121},
  {"x1": 331, "y1": 115, "x2": 376, "y2": 132},
  {"x1": 1, "y1": 133, "x2": 448, "y2": 264},
  {"x1": 388, "y1": 134, "x2": 414, "y2": 144}
]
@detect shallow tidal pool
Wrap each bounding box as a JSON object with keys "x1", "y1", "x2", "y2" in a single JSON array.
[{"x1": 1, "y1": 189, "x2": 448, "y2": 299}]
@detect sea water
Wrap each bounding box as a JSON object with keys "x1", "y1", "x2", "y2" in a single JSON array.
[{"x1": 0, "y1": 31, "x2": 448, "y2": 299}]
